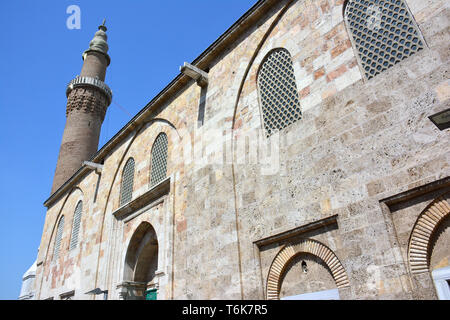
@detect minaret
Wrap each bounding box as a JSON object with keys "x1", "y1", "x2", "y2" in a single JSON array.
[{"x1": 51, "y1": 20, "x2": 112, "y2": 193}]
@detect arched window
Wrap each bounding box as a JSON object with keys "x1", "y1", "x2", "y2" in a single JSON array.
[
  {"x1": 150, "y1": 133, "x2": 168, "y2": 187},
  {"x1": 53, "y1": 215, "x2": 65, "y2": 260},
  {"x1": 69, "y1": 201, "x2": 82, "y2": 250},
  {"x1": 120, "y1": 158, "x2": 135, "y2": 206},
  {"x1": 344, "y1": 0, "x2": 425, "y2": 80},
  {"x1": 257, "y1": 48, "x2": 302, "y2": 137}
]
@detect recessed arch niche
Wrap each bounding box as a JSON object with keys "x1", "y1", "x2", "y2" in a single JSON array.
[
  {"x1": 124, "y1": 222, "x2": 159, "y2": 285},
  {"x1": 266, "y1": 239, "x2": 350, "y2": 300}
]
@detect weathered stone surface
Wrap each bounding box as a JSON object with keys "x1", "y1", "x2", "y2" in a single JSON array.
[{"x1": 34, "y1": 0, "x2": 450, "y2": 300}]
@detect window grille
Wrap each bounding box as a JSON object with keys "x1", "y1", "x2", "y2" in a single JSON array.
[
  {"x1": 120, "y1": 158, "x2": 135, "y2": 206},
  {"x1": 53, "y1": 216, "x2": 65, "y2": 260},
  {"x1": 69, "y1": 201, "x2": 82, "y2": 250},
  {"x1": 257, "y1": 48, "x2": 302, "y2": 137},
  {"x1": 150, "y1": 133, "x2": 168, "y2": 187},
  {"x1": 344, "y1": 0, "x2": 424, "y2": 80}
]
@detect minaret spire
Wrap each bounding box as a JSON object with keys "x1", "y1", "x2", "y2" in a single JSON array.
[
  {"x1": 83, "y1": 20, "x2": 110, "y2": 66},
  {"x1": 51, "y1": 22, "x2": 112, "y2": 193}
]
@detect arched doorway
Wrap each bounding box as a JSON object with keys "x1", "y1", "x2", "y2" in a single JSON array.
[{"x1": 122, "y1": 222, "x2": 159, "y2": 300}]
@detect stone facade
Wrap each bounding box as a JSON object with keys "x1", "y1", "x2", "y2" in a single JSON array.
[{"x1": 33, "y1": 0, "x2": 449, "y2": 300}]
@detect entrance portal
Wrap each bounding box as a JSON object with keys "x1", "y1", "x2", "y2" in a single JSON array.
[{"x1": 122, "y1": 222, "x2": 159, "y2": 300}]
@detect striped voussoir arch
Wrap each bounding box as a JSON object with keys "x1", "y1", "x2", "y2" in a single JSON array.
[
  {"x1": 266, "y1": 239, "x2": 350, "y2": 300},
  {"x1": 408, "y1": 192, "x2": 450, "y2": 274}
]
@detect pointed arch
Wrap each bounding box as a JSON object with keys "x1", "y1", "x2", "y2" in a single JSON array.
[
  {"x1": 120, "y1": 157, "x2": 135, "y2": 206},
  {"x1": 408, "y1": 192, "x2": 450, "y2": 274},
  {"x1": 227, "y1": 0, "x2": 296, "y2": 299},
  {"x1": 266, "y1": 239, "x2": 350, "y2": 300}
]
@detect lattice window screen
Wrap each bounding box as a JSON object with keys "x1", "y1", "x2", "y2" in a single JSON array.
[
  {"x1": 345, "y1": 0, "x2": 424, "y2": 80},
  {"x1": 150, "y1": 133, "x2": 168, "y2": 187},
  {"x1": 69, "y1": 201, "x2": 82, "y2": 250},
  {"x1": 53, "y1": 216, "x2": 65, "y2": 260},
  {"x1": 120, "y1": 158, "x2": 135, "y2": 206},
  {"x1": 257, "y1": 48, "x2": 302, "y2": 137}
]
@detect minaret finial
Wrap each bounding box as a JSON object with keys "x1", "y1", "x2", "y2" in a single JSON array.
[
  {"x1": 99, "y1": 19, "x2": 107, "y2": 32},
  {"x1": 83, "y1": 20, "x2": 110, "y2": 65}
]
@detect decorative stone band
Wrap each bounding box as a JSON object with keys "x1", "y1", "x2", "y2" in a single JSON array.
[
  {"x1": 266, "y1": 239, "x2": 350, "y2": 300},
  {"x1": 407, "y1": 192, "x2": 450, "y2": 274},
  {"x1": 66, "y1": 76, "x2": 112, "y2": 106}
]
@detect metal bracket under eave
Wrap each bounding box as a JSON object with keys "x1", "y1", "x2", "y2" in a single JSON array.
[
  {"x1": 180, "y1": 62, "x2": 208, "y2": 87},
  {"x1": 83, "y1": 161, "x2": 103, "y2": 174}
]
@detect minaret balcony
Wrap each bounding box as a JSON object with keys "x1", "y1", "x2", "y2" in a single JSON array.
[{"x1": 66, "y1": 76, "x2": 113, "y2": 106}]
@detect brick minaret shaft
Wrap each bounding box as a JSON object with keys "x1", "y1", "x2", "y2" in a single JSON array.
[{"x1": 51, "y1": 21, "x2": 112, "y2": 193}]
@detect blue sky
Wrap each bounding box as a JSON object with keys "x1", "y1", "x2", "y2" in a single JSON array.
[{"x1": 0, "y1": 0, "x2": 257, "y2": 300}]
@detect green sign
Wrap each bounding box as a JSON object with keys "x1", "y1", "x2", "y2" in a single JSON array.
[{"x1": 145, "y1": 289, "x2": 157, "y2": 300}]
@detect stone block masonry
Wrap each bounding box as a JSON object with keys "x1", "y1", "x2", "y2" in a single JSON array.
[{"x1": 32, "y1": 0, "x2": 450, "y2": 300}]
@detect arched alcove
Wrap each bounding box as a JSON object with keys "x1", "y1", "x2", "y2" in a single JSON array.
[
  {"x1": 266, "y1": 239, "x2": 349, "y2": 300},
  {"x1": 279, "y1": 253, "x2": 337, "y2": 299},
  {"x1": 430, "y1": 216, "x2": 450, "y2": 271},
  {"x1": 124, "y1": 222, "x2": 159, "y2": 286},
  {"x1": 430, "y1": 215, "x2": 450, "y2": 300},
  {"x1": 408, "y1": 192, "x2": 450, "y2": 274}
]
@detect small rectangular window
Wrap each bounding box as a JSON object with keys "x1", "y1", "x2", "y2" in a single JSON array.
[{"x1": 197, "y1": 85, "x2": 207, "y2": 127}]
